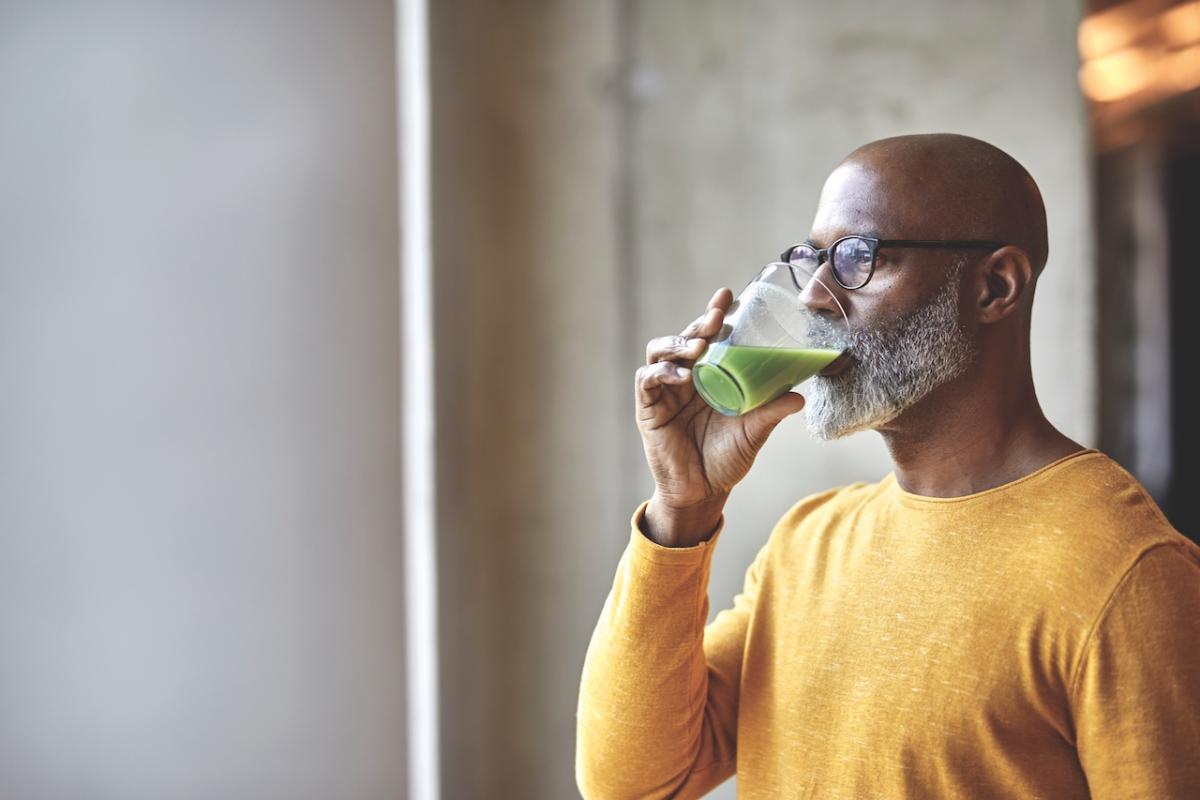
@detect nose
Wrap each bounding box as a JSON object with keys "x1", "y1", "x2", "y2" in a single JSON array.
[{"x1": 798, "y1": 262, "x2": 848, "y2": 320}]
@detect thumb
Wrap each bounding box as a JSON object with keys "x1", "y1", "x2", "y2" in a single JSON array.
[{"x1": 743, "y1": 391, "x2": 806, "y2": 438}]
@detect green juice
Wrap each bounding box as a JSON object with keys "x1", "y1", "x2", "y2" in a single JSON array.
[{"x1": 693, "y1": 343, "x2": 842, "y2": 416}]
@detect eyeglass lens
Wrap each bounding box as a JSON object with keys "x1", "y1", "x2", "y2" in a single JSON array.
[{"x1": 787, "y1": 237, "x2": 875, "y2": 290}]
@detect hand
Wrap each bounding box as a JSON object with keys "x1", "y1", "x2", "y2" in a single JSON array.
[{"x1": 634, "y1": 287, "x2": 807, "y2": 546}]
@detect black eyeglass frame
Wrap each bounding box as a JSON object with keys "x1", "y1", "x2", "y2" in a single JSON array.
[{"x1": 779, "y1": 236, "x2": 1006, "y2": 291}]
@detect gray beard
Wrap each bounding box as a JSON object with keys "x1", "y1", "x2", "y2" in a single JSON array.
[{"x1": 802, "y1": 260, "x2": 977, "y2": 441}]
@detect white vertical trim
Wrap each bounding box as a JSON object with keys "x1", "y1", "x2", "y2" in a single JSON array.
[{"x1": 397, "y1": 0, "x2": 439, "y2": 796}]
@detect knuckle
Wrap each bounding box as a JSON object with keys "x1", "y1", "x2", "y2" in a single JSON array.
[
  {"x1": 648, "y1": 362, "x2": 669, "y2": 383},
  {"x1": 648, "y1": 335, "x2": 686, "y2": 363}
]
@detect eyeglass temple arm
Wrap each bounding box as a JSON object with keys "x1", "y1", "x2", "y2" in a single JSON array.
[{"x1": 874, "y1": 239, "x2": 1006, "y2": 249}]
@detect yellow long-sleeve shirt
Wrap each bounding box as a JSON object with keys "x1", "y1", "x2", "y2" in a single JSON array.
[{"x1": 576, "y1": 449, "x2": 1200, "y2": 798}]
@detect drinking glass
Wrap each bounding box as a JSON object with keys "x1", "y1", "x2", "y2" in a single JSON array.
[{"x1": 692, "y1": 261, "x2": 849, "y2": 417}]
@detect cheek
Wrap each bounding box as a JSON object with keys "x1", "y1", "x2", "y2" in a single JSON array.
[{"x1": 843, "y1": 272, "x2": 921, "y2": 328}]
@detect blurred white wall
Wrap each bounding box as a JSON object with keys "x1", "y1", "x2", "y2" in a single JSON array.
[
  {"x1": 432, "y1": 1, "x2": 1093, "y2": 798},
  {"x1": 0, "y1": 3, "x2": 406, "y2": 798}
]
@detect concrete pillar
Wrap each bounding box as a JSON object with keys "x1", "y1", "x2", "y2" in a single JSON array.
[{"x1": 430, "y1": 2, "x2": 625, "y2": 798}]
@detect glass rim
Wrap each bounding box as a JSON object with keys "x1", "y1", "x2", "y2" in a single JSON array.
[{"x1": 755, "y1": 260, "x2": 849, "y2": 324}]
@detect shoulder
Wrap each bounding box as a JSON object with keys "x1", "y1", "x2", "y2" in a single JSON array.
[
  {"x1": 1111, "y1": 541, "x2": 1200, "y2": 601},
  {"x1": 1070, "y1": 540, "x2": 1200, "y2": 700},
  {"x1": 1002, "y1": 451, "x2": 1199, "y2": 641},
  {"x1": 1032, "y1": 452, "x2": 1192, "y2": 563}
]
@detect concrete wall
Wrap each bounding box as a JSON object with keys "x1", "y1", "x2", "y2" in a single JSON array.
[
  {"x1": 0, "y1": 3, "x2": 406, "y2": 798},
  {"x1": 433, "y1": 1, "x2": 1092, "y2": 798}
]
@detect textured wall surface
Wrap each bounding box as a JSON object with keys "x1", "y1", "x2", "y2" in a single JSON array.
[{"x1": 0, "y1": 3, "x2": 406, "y2": 797}]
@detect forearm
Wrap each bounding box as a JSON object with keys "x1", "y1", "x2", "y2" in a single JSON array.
[{"x1": 575, "y1": 501, "x2": 735, "y2": 799}]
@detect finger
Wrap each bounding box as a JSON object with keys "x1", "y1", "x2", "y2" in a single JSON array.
[
  {"x1": 680, "y1": 305, "x2": 724, "y2": 340},
  {"x1": 635, "y1": 361, "x2": 693, "y2": 406},
  {"x1": 744, "y1": 390, "x2": 807, "y2": 437},
  {"x1": 679, "y1": 288, "x2": 733, "y2": 338},
  {"x1": 706, "y1": 287, "x2": 733, "y2": 312},
  {"x1": 646, "y1": 334, "x2": 707, "y2": 366}
]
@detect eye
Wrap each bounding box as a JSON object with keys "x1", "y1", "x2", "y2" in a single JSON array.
[{"x1": 832, "y1": 237, "x2": 874, "y2": 288}]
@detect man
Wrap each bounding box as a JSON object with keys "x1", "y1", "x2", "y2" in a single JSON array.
[{"x1": 575, "y1": 134, "x2": 1200, "y2": 799}]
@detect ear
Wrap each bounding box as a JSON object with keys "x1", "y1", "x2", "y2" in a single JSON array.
[{"x1": 973, "y1": 246, "x2": 1033, "y2": 324}]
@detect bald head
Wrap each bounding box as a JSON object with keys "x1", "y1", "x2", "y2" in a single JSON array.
[{"x1": 829, "y1": 134, "x2": 1048, "y2": 275}]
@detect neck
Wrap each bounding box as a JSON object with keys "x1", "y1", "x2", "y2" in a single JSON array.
[{"x1": 877, "y1": 353, "x2": 1084, "y2": 498}]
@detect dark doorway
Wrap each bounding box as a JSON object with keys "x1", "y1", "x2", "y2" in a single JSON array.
[
  {"x1": 1165, "y1": 150, "x2": 1200, "y2": 539},
  {"x1": 1084, "y1": 0, "x2": 1200, "y2": 543}
]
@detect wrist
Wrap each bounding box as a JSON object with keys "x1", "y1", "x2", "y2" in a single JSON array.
[{"x1": 642, "y1": 492, "x2": 728, "y2": 548}]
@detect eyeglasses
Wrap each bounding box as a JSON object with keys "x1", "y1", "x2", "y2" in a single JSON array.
[{"x1": 780, "y1": 236, "x2": 1005, "y2": 291}]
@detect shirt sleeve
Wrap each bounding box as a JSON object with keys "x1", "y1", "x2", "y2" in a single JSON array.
[
  {"x1": 575, "y1": 499, "x2": 770, "y2": 800},
  {"x1": 1071, "y1": 541, "x2": 1200, "y2": 799}
]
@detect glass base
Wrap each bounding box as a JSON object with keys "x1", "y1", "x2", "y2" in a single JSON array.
[{"x1": 693, "y1": 362, "x2": 744, "y2": 416}]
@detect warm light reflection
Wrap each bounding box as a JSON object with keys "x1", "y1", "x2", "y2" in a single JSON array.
[
  {"x1": 1160, "y1": 1, "x2": 1200, "y2": 47},
  {"x1": 1166, "y1": 41, "x2": 1200, "y2": 90},
  {"x1": 1079, "y1": 47, "x2": 1155, "y2": 102},
  {"x1": 1079, "y1": 0, "x2": 1200, "y2": 103},
  {"x1": 1078, "y1": 6, "x2": 1146, "y2": 61}
]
